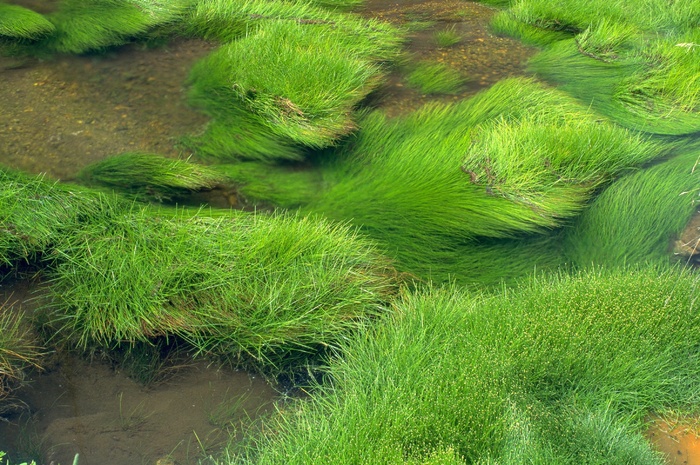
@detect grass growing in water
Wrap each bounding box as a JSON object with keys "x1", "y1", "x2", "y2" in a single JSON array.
[
  {"x1": 405, "y1": 62, "x2": 466, "y2": 95},
  {"x1": 0, "y1": 3, "x2": 54, "y2": 40},
  {"x1": 0, "y1": 305, "x2": 42, "y2": 413},
  {"x1": 186, "y1": 20, "x2": 386, "y2": 157},
  {"x1": 78, "y1": 152, "x2": 225, "y2": 201},
  {"x1": 434, "y1": 25, "x2": 460, "y2": 48},
  {"x1": 42, "y1": 0, "x2": 190, "y2": 54},
  {"x1": 563, "y1": 143, "x2": 700, "y2": 268},
  {"x1": 0, "y1": 168, "x2": 123, "y2": 267},
  {"x1": 235, "y1": 265, "x2": 700, "y2": 463},
  {"x1": 43, "y1": 206, "x2": 397, "y2": 372}
]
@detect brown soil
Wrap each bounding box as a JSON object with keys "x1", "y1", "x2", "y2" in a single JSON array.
[{"x1": 648, "y1": 420, "x2": 700, "y2": 465}]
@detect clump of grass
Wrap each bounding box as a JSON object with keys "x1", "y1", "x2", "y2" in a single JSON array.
[
  {"x1": 78, "y1": 152, "x2": 226, "y2": 201},
  {"x1": 43, "y1": 207, "x2": 397, "y2": 372},
  {"x1": 434, "y1": 25, "x2": 460, "y2": 48},
  {"x1": 563, "y1": 144, "x2": 700, "y2": 268},
  {"x1": 529, "y1": 39, "x2": 700, "y2": 135},
  {"x1": 0, "y1": 305, "x2": 42, "y2": 412},
  {"x1": 186, "y1": 20, "x2": 386, "y2": 156},
  {"x1": 42, "y1": 0, "x2": 190, "y2": 54},
  {"x1": 237, "y1": 265, "x2": 700, "y2": 463},
  {"x1": 185, "y1": 0, "x2": 402, "y2": 61},
  {"x1": 0, "y1": 3, "x2": 54, "y2": 40},
  {"x1": 0, "y1": 168, "x2": 124, "y2": 267},
  {"x1": 574, "y1": 19, "x2": 638, "y2": 62},
  {"x1": 405, "y1": 61, "x2": 466, "y2": 95}
]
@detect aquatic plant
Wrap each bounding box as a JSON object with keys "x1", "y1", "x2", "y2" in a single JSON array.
[
  {"x1": 405, "y1": 61, "x2": 465, "y2": 95},
  {"x1": 530, "y1": 39, "x2": 700, "y2": 135},
  {"x1": 43, "y1": 207, "x2": 397, "y2": 372},
  {"x1": 490, "y1": 10, "x2": 570, "y2": 46},
  {"x1": 185, "y1": 0, "x2": 402, "y2": 62},
  {"x1": 186, "y1": 20, "x2": 387, "y2": 157},
  {"x1": 78, "y1": 152, "x2": 226, "y2": 201},
  {"x1": 0, "y1": 3, "x2": 54, "y2": 40},
  {"x1": 214, "y1": 162, "x2": 326, "y2": 209},
  {"x1": 43, "y1": 0, "x2": 191, "y2": 54},
  {"x1": 0, "y1": 168, "x2": 123, "y2": 267},
  {"x1": 0, "y1": 305, "x2": 42, "y2": 412},
  {"x1": 236, "y1": 265, "x2": 700, "y2": 463},
  {"x1": 563, "y1": 143, "x2": 700, "y2": 268},
  {"x1": 434, "y1": 25, "x2": 460, "y2": 48}
]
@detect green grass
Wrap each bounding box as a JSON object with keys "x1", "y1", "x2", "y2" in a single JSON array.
[
  {"x1": 529, "y1": 39, "x2": 700, "y2": 135},
  {"x1": 185, "y1": 0, "x2": 402, "y2": 61},
  {"x1": 405, "y1": 62, "x2": 466, "y2": 95},
  {"x1": 491, "y1": 0, "x2": 700, "y2": 134},
  {"x1": 434, "y1": 25, "x2": 460, "y2": 48},
  {"x1": 188, "y1": 21, "x2": 382, "y2": 151},
  {"x1": 233, "y1": 265, "x2": 700, "y2": 464},
  {"x1": 214, "y1": 162, "x2": 326, "y2": 209},
  {"x1": 0, "y1": 168, "x2": 124, "y2": 267},
  {"x1": 563, "y1": 143, "x2": 700, "y2": 268},
  {"x1": 0, "y1": 305, "x2": 42, "y2": 412},
  {"x1": 42, "y1": 0, "x2": 190, "y2": 54},
  {"x1": 0, "y1": 3, "x2": 54, "y2": 40},
  {"x1": 78, "y1": 152, "x2": 226, "y2": 201},
  {"x1": 42, "y1": 206, "x2": 397, "y2": 372}
]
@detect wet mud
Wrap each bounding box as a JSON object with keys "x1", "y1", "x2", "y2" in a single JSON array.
[{"x1": 649, "y1": 420, "x2": 700, "y2": 465}]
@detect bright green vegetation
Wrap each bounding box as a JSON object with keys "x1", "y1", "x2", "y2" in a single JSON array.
[
  {"x1": 0, "y1": 305, "x2": 41, "y2": 413},
  {"x1": 78, "y1": 152, "x2": 225, "y2": 201},
  {"x1": 0, "y1": 3, "x2": 54, "y2": 40},
  {"x1": 214, "y1": 162, "x2": 326, "y2": 209},
  {"x1": 42, "y1": 0, "x2": 191, "y2": 54},
  {"x1": 0, "y1": 168, "x2": 120, "y2": 268},
  {"x1": 43, "y1": 207, "x2": 397, "y2": 372},
  {"x1": 434, "y1": 25, "x2": 460, "y2": 48},
  {"x1": 563, "y1": 143, "x2": 700, "y2": 268},
  {"x1": 405, "y1": 62, "x2": 465, "y2": 95},
  {"x1": 185, "y1": 0, "x2": 402, "y2": 59},
  {"x1": 237, "y1": 266, "x2": 700, "y2": 463},
  {"x1": 219, "y1": 78, "x2": 660, "y2": 284},
  {"x1": 188, "y1": 21, "x2": 382, "y2": 152},
  {"x1": 186, "y1": 15, "x2": 401, "y2": 160},
  {"x1": 490, "y1": 0, "x2": 700, "y2": 134}
]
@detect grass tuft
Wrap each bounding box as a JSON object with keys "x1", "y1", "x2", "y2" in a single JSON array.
[
  {"x1": 433, "y1": 25, "x2": 460, "y2": 48},
  {"x1": 405, "y1": 61, "x2": 466, "y2": 95},
  {"x1": 42, "y1": 206, "x2": 397, "y2": 372},
  {"x1": 0, "y1": 3, "x2": 54, "y2": 40},
  {"x1": 78, "y1": 152, "x2": 226, "y2": 201}
]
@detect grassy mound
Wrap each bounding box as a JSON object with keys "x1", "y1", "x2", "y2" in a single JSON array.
[
  {"x1": 490, "y1": 0, "x2": 700, "y2": 134},
  {"x1": 0, "y1": 168, "x2": 122, "y2": 268},
  {"x1": 0, "y1": 3, "x2": 54, "y2": 40},
  {"x1": 529, "y1": 39, "x2": 700, "y2": 135},
  {"x1": 42, "y1": 0, "x2": 190, "y2": 54},
  {"x1": 186, "y1": 19, "x2": 397, "y2": 159},
  {"x1": 238, "y1": 265, "x2": 700, "y2": 464},
  {"x1": 78, "y1": 152, "x2": 225, "y2": 201},
  {"x1": 43, "y1": 207, "x2": 397, "y2": 372},
  {"x1": 563, "y1": 143, "x2": 700, "y2": 268}
]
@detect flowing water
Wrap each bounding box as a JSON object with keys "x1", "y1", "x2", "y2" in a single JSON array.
[{"x1": 0, "y1": 0, "x2": 696, "y2": 463}]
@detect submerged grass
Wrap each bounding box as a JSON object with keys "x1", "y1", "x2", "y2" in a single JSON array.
[
  {"x1": 434, "y1": 25, "x2": 460, "y2": 48},
  {"x1": 563, "y1": 143, "x2": 700, "y2": 268},
  {"x1": 235, "y1": 265, "x2": 700, "y2": 464},
  {"x1": 78, "y1": 152, "x2": 225, "y2": 201},
  {"x1": 43, "y1": 206, "x2": 397, "y2": 372},
  {"x1": 405, "y1": 62, "x2": 466, "y2": 95},
  {"x1": 0, "y1": 304, "x2": 42, "y2": 412},
  {"x1": 0, "y1": 3, "x2": 54, "y2": 40}
]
